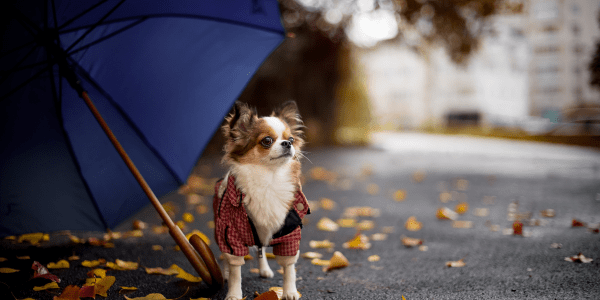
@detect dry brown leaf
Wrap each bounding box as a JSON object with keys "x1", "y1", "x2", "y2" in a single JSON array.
[
  {"x1": 326, "y1": 251, "x2": 349, "y2": 271},
  {"x1": 255, "y1": 290, "x2": 278, "y2": 300},
  {"x1": 152, "y1": 245, "x2": 163, "y2": 251},
  {"x1": 17, "y1": 256, "x2": 30, "y2": 260},
  {"x1": 33, "y1": 282, "x2": 59, "y2": 291},
  {"x1": 152, "y1": 225, "x2": 169, "y2": 234},
  {"x1": 565, "y1": 253, "x2": 593, "y2": 263},
  {"x1": 513, "y1": 221, "x2": 523, "y2": 235},
  {"x1": 412, "y1": 171, "x2": 426, "y2": 183},
  {"x1": 401, "y1": 236, "x2": 423, "y2": 247},
  {"x1": 196, "y1": 204, "x2": 209, "y2": 215},
  {"x1": 405, "y1": 216, "x2": 422, "y2": 231},
  {"x1": 445, "y1": 258, "x2": 466, "y2": 268},
  {"x1": 54, "y1": 285, "x2": 80, "y2": 300},
  {"x1": 317, "y1": 217, "x2": 339, "y2": 232},
  {"x1": 572, "y1": 219, "x2": 586, "y2": 227},
  {"x1": 47, "y1": 260, "x2": 70, "y2": 269},
  {"x1": 540, "y1": 209, "x2": 555, "y2": 218},
  {"x1": 343, "y1": 233, "x2": 371, "y2": 250}
]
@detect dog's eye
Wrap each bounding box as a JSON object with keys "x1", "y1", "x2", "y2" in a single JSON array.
[
  {"x1": 288, "y1": 137, "x2": 294, "y2": 144},
  {"x1": 261, "y1": 136, "x2": 274, "y2": 148}
]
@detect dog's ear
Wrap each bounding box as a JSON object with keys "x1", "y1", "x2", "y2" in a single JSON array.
[
  {"x1": 273, "y1": 101, "x2": 304, "y2": 138},
  {"x1": 223, "y1": 101, "x2": 257, "y2": 141}
]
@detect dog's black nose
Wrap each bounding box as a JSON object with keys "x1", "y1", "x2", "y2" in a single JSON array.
[{"x1": 281, "y1": 140, "x2": 291, "y2": 149}]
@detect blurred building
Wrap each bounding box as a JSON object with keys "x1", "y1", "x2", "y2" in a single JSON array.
[
  {"x1": 358, "y1": 0, "x2": 600, "y2": 132},
  {"x1": 526, "y1": 0, "x2": 600, "y2": 121}
]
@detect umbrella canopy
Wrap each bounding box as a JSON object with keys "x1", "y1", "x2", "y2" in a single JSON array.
[{"x1": 0, "y1": 0, "x2": 285, "y2": 236}]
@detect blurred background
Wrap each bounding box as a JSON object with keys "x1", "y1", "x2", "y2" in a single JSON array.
[{"x1": 203, "y1": 0, "x2": 600, "y2": 153}]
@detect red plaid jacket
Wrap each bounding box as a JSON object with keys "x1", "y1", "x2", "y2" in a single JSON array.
[{"x1": 213, "y1": 175, "x2": 310, "y2": 257}]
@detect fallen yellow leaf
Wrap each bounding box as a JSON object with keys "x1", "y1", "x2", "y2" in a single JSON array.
[
  {"x1": 33, "y1": 282, "x2": 59, "y2": 291},
  {"x1": 94, "y1": 275, "x2": 116, "y2": 297},
  {"x1": 371, "y1": 233, "x2": 387, "y2": 241},
  {"x1": 311, "y1": 258, "x2": 330, "y2": 266},
  {"x1": 394, "y1": 189, "x2": 407, "y2": 202},
  {"x1": 317, "y1": 217, "x2": 339, "y2": 232},
  {"x1": 196, "y1": 204, "x2": 209, "y2": 215},
  {"x1": 17, "y1": 256, "x2": 30, "y2": 260},
  {"x1": 455, "y1": 202, "x2": 469, "y2": 214},
  {"x1": 436, "y1": 207, "x2": 458, "y2": 220},
  {"x1": 121, "y1": 286, "x2": 138, "y2": 291},
  {"x1": 326, "y1": 251, "x2": 349, "y2": 271},
  {"x1": 151, "y1": 245, "x2": 163, "y2": 251},
  {"x1": 356, "y1": 220, "x2": 375, "y2": 231},
  {"x1": 18, "y1": 232, "x2": 46, "y2": 245},
  {"x1": 47, "y1": 260, "x2": 70, "y2": 269},
  {"x1": 309, "y1": 240, "x2": 334, "y2": 249},
  {"x1": 343, "y1": 233, "x2": 371, "y2": 250},
  {"x1": 0, "y1": 257, "x2": 6, "y2": 262},
  {"x1": 68, "y1": 255, "x2": 80, "y2": 261},
  {"x1": 124, "y1": 293, "x2": 168, "y2": 300},
  {"x1": 319, "y1": 198, "x2": 336, "y2": 210},
  {"x1": 81, "y1": 260, "x2": 102, "y2": 268},
  {"x1": 106, "y1": 259, "x2": 138, "y2": 271},
  {"x1": 368, "y1": 255, "x2": 380, "y2": 262},
  {"x1": 405, "y1": 216, "x2": 422, "y2": 231},
  {"x1": 54, "y1": 285, "x2": 80, "y2": 300},
  {"x1": 186, "y1": 230, "x2": 210, "y2": 246},
  {"x1": 453, "y1": 220, "x2": 473, "y2": 229},
  {"x1": 301, "y1": 252, "x2": 323, "y2": 259},
  {"x1": 182, "y1": 212, "x2": 194, "y2": 223},
  {"x1": 88, "y1": 268, "x2": 107, "y2": 278},
  {"x1": 145, "y1": 266, "x2": 179, "y2": 276},
  {"x1": 169, "y1": 264, "x2": 202, "y2": 282},
  {"x1": 337, "y1": 218, "x2": 356, "y2": 228},
  {"x1": 0, "y1": 268, "x2": 19, "y2": 273}
]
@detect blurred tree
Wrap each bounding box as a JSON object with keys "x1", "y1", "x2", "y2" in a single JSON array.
[{"x1": 203, "y1": 0, "x2": 506, "y2": 152}]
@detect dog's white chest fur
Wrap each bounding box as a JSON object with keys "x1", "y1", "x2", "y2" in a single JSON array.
[{"x1": 226, "y1": 163, "x2": 296, "y2": 246}]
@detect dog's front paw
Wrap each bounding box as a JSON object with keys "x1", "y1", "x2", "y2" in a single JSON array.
[
  {"x1": 225, "y1": 292, "x2": 243, "y2": 300},
  {"x1": 259, "y1": 267, "x2": 274, "y2": 278},
  {"x1": 281, "y1": 289, "x2": 300, "y2": 300}
]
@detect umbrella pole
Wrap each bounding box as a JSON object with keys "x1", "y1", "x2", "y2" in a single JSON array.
[{"x1": 79, "y1": 91, "x2": 222, "y2": 287}]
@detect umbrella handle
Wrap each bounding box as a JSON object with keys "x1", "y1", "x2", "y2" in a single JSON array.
[{"x1": 80, "y1": 91, "x2": 222, "y2": 287}]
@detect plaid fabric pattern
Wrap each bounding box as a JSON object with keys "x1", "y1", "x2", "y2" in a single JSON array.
[{"x1": 213, "y1": 175, "x2": 309, "y2": 257}]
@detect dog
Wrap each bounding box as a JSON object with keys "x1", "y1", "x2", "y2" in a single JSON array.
[{"x1": 213, "y1": 101, "x2": 309, "y2": 300}]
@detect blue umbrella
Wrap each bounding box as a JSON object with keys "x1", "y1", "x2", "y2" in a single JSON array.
[{"x1": 1, "y1": 0, "x2": 285, "y2": 286}]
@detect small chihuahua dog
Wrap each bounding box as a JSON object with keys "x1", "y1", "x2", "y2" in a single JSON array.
[{"x1": 213, "y1": 101, "x2": 310, "y2": 300}]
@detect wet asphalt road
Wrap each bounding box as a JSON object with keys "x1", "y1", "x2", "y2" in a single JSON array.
[{"x1": 2, "y1": 133, "x2": 599, "y2": 299}]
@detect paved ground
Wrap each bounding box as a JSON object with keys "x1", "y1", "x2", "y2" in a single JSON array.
[{"x1": 1, "y1": 133, "x2": 599, "y2": 299}]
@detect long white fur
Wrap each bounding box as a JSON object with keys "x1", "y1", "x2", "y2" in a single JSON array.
[{"x1": 222, "y1": 117, "x2": 300, "y2": 300}]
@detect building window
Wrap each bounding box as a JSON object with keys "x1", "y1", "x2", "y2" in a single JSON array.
[{"x1": 534, "y1": 45, "x2": 561, "y2": 54}]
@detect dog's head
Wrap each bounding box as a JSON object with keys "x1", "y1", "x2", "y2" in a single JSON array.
[{"x1": 221, "y1": 101, "x2": 304, "y2": 166}]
